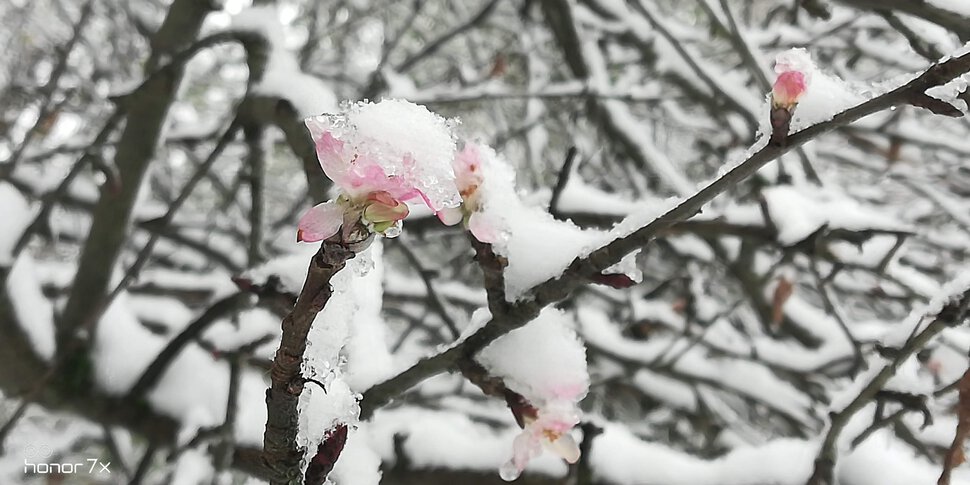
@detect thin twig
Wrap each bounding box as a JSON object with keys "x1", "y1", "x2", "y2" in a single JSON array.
[
  {"x1": 805, "y1": 288, "x2": 970, "y2": 485},
  {"x1": 549, "y1": 146, "x2": 578, "y2": 220},
  {"x1": 393, "y1": 239, "x2": 461, "y2": 339}
]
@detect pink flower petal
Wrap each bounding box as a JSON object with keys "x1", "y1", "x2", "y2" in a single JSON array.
[
  {"x1": 500, "y1": 429, "x2": 542, "y2": 481},
  {"x1": 436, "y1": 206, "x2": 463, "y2": 226},
  {"x1": 297, "y1": 200, "x2": 344, "y2": 243},
  {"x1": 307, "y1": 127, "x2": 349, "y2": 186},
  {"x1": 544, "y1": 433, "x2": 580, "y2": 464},
  {"x1": 469, "y1": 212, "x2": 505, "y2": 244}
]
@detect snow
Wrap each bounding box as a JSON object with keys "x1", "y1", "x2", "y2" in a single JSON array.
[
  {"x1": 555, "y1": 176, "x2": 643, "y2": 216},
  {"x1": 578, "y1": 306, "x2": 815, "y2": 426},
  {"x1": 762, "y1": 185, "x2": 908, "y2": 245},
  {"x1": 5, "y1": 254, "x2": 55, "y2": 360},
  {"x1": 128, "y1": 294, "x2": 195, "y2": 332},
  {"x1": 477, "y1": 307, "x2": 589, "y2": 405},
  {"x1": 928, "y1": 0, "x2": 970, "y2": 17},
  {"x1": 231, "y1": 6, "x2": 336, "y2": 117},
  {"x1": 297, "y1": 242, "x2": 398, "y2": 471},
  {"x1": 343, "y1": 243, "x2": 395, "y2": 391},
  {"x1": 93, "y1": 293, "x2": 164, "y2": 394},
  {"x1": 330, "y1": 427, "x2": 383, "y2": 485},
  {"x1": 172, "y1": 448, "x2": 214, "y2": 485},
  {"x1": 365, "y1": 406, "x2": 970, "y2": 485},
  {"x1": 593, "y1": 424, "x2": 970, "y2": 485},
  {"x1": 201, "y1": 306, "x2": 276, "y2": 353},
  {"x1": 244, "y1": 243, "x2": 319, "y2": 295},
  {"x1": 6, "y1": 4, "x2": 970, "y2": 484},
  {"x1": 0, "y1": 181, "x2": 32, "y2": 265},
  {"x1": 470, "y1": 145, "x2": 644, "y2": 300},
  {"x1": 93, "y1": 292, "x2": 268, "y2": 447},
  {"x1": 884, "y1": 357, "x2": 935, "y2": 396},
  {"x1": 926, "y1": 73, "x2": 970, "y2": 114},
  {"x1": 883, "y1": 271, "x2": 970, "y2": 348},
  {"x1": 632, "y1": 370, "x2": 698, "y2": 411},
  {"x1": 367, "y1": 407, "x2": 567, "y2": 477},
  {"x1": 753, "y1": 295, "x2": 856, "y2": 372}
]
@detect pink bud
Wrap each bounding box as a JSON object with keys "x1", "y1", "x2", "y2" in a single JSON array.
[
  {"x1": 772, "y1": 71, "x2": 807, "y2": 109},
  {"x1": 362, "y1": 192, "x2": 410, "y2": 225}
]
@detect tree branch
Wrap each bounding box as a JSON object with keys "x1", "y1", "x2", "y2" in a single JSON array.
[
  {"x1": 805, "y1": 287, "x2": 970, "y2": 485},
  {"x1": 359, "y1": 49, "x2": 970, "y2": 420},
  {"x1": 262, "y1": 238, "x2": 357, "y2": 484}
]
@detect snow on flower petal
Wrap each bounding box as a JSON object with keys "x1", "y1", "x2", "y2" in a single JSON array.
[
  {"x1": 448, "y1": 142, "x2": 513, "y2": 243},
  {"x1": 297, "y1": 200, "x2": 344, "y2": 242},
  {"x1": 304, "y1": 99, "x2": 461, "y2": 211},
  {"x1": 774, "y1": 48, "x2": 813, "y2": 76},
  {"x1": 300, "y1": 99, "x2": 463, "y2": 242}
]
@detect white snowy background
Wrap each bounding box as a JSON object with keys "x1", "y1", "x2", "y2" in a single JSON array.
[{"x1": 2, "y1": 0, "x2": 970, "y2": 484}]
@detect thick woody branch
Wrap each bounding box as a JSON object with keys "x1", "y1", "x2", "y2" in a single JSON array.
[{"x1": 261, "y1": 238, "x2": 356, "y2": 484}]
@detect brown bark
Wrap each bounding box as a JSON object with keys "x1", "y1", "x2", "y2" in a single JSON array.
[{"x1": 262, "y1": 238, "x2": 357, "y2": 484}]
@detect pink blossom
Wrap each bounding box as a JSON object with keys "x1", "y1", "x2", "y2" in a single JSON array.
[
  {"x1": 308, "y1": 129, "x2": 423, "y2": 202},
  {"x1": 453, "y1": 144, "x2": 485, "y2": 201},
  {"x1": 772, "y1": 70, "x2": 807, "y2": 109},
  {"x1": 500, "y1": 402, "x2": 581, "y2": 481},
  {"x1": 296, "y1": 101, "x2": 462, "y2": 243},
  {"x1": 447, "y1": 143, "x2": 507, "y2": 243}
]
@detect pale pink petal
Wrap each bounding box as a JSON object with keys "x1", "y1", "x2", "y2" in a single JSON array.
[
  {"x1": 344, "y1": 162, "x2": 420, "y2": 201},
  {"x1": 436, "y1": 206, "x2": 463, "y2": 226},
  {"x1": 454, "y1": 144, "x2": 485, "y2": 192},
  {"x1": 297, "y1": 201, "x2": 343, "y2": 242},
  {"x1": 305, "y1": 125, "x2": 350, "y2": 187},
  {"x1": 469, "y1": 212, "x2": 505, "y2": 244},
  {"x1": 500, "y1": 430, "x2": 542, "y2": 481},
  {"x1": 544, "y1": 433, "x2": 580, "y2": 464}
]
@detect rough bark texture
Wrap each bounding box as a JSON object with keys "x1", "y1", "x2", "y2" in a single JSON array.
[{"x1": 262, "y1": 239, "x2": 356, "y2": 484}]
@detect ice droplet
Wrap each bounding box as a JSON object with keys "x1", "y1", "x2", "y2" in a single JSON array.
[
  {"x1": 381, "y1": 220, "x2": 403, "y2": 239},
  {"x1": 499, "y1": 461, "x2": 521, "y2": 482}
]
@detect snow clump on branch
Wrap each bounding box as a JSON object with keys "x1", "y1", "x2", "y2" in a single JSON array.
[{"x1": 477, "y1": 308, "x2": 590, "y2": 480}]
